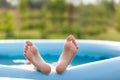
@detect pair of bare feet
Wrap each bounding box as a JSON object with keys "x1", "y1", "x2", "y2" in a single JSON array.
[{"x1": 24, "y1": 35, "x2": 78, "y2": 74}]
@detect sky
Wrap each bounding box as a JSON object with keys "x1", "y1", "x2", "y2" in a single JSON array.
[
  {"x1": 6, "y1": 0, "x2": 120, "y2": 6},
  {"x1": 67, "y1": 0, "x2": 120, "y2": 6},
  {"x1": 66, "y1": 0, "x2": 98, "y2": 6},
  {"x1": 6, "y1": 0, "x2": 19, "y2": 6}
]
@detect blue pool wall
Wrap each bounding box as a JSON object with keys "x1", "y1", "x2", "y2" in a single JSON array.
[
  {"x1": 0, "y1": 40, "x2": 120, "y2": 59},
  {"x1": 0, "y1": 56, "x2": 120, "y2": 80},
  {"x1": 0, "y1": 40, "x2": 120, "y2": 80}
]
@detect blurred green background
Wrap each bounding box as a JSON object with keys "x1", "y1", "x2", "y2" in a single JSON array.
[{"x1": 0, "y1": 0, "x2": 120, "y2": 40}]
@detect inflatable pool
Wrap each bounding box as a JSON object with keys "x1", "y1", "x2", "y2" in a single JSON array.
[{"x1": 0, "y1": 40, "x2": 120, "y2": 80}]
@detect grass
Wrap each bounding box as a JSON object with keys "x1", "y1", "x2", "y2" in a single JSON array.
[
  {"x1": 0, "y1": 28, "x2": 120, "y2": 41},
  {"x1": 86, "y1": 28, "x2": 120, "y2": 41},
  {"x1": 0, "y1": 32, "x2": 5, "y2": 39},
  {"x1": 14, "y1": 29, "x2": 40, "y2": 39}
]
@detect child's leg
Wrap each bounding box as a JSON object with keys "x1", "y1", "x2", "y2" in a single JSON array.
[
  {"x1": 56, "y1": 35, "x2": 78, "y2": 73},
  {"x1": 24, "y1": 41, "x2": 51, "y2": 74}
]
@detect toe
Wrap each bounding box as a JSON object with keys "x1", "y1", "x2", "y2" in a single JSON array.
[
  {"x1": 71, "y1": 35, "x2": 77, "y2": 46},
  {"x1": 72, "y1": 39, "x2": 79, "y2": 49},
  {"x1": 66, "y1": 35, "x2": 73, "y2": 41},
  {"x1": 67, "y1": 35, "x2": 79, "y2": 49},
  {"x1": 24, "y1": 49, "x2": 27, "y2": 53},
  {"x1": 24, "y1": 53, "x2": 27, "y2": 57},
  {"x1": 24, "y1": 45, "x2": 28, "y2": 52},
  {"x1": 26, "y1": 41, "x2": 33, "y2": 46},
  {"x1": 25, "y1": 50, "x2": 32, "y2": 60},
  {"x1": 25, "y1": 46, "x2": 28, "y2": 50}
]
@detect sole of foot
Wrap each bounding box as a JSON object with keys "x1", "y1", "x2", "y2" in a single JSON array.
[
  {"x1": 24, "y1": 41, "x2": 51, "y2": 74},
  {"x1": 56, "y1": 35, "x2": 78, "y2": 73}
]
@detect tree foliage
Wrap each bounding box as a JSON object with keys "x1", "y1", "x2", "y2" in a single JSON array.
[
  {"x1": 0, "y1": 12, "x2": 14, "y2": 38},
  {"x1": 115, "y1": 4, "x2": 120, "y2": 31},
  {"x1": 0, "y1": 0, "x2": 118, "y2": 39}
]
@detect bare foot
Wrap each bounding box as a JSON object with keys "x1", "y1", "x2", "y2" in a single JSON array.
[
  {"x1": 56, "y1": 35, "x2": 78, "y2": 73},
  {"x1": 24, "y1": 41, "x2": 51, "y2": 74}
]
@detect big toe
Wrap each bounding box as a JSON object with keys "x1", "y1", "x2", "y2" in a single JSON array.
[
  {"x1": 66, "y1": 35, "x2": 78, "y2": 49},
  {"x1": 26, "y1": 41, "x2": 33, "y2": 46},
  {"x1": 66, "y1": 35, "x2": 73, "y2": 41}
]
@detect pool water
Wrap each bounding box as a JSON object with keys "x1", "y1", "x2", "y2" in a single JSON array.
[
  {"x1": 0, "y1": 40, "x2": 115, "y2": 67},
  {"x1": 0, "y1": 54, "x2": 107, "y2": 66}
]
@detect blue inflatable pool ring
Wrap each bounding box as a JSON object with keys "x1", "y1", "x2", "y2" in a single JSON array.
[{"x1": 0, "y1": 40, "x2": 120, "y2": 80}]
